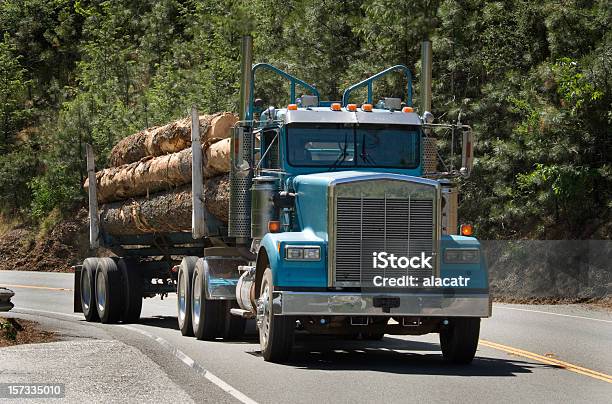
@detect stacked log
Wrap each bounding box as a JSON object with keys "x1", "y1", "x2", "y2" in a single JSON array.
[
  {"x1": 99, "y1": 176, "x2": 230, "y2": 236},
  {"x1": 108, "y1": 112, "x2": 236, "y2": 167},
  {"x1": 90, "y1": 113, "x2": 237, "y2": 236},
  {"x1": 85, "y1": 138, "x2": 231, "y2": 204}
]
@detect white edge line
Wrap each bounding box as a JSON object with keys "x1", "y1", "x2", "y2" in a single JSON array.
[
  {"x1": 494, "y1": 306, "x2": 612, "y2": 324},
  {"x1": 12, "y1": 308, "x2": 258, "y2": 404}
]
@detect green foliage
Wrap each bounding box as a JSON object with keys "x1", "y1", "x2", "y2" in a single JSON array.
[
  {"x1": 0, "y1": 319, "x2": 18, "y2": 341},
  {"x1": 0, "y1": 33, "x2": 30, "y2": 152},
  {"x1": 0, "y1": 0, "x2": 610, "y2": 238}
]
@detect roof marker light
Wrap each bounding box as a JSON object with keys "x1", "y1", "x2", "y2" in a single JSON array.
[
  {"x1": 330, "y1": 103, "x2": 342, "y2": 111},
  {"x1": 361, "y1": 104, "x2": 373, "y2": 112},
  {"x1": 287, "y1": 104, "x2": 298, "y2": 110},
  {"x1": 402, "y1": 106, "x2": 414, "y2": 113},
  {"x1": 347, "y1": 103, "x2": 357, "y2": 112}
]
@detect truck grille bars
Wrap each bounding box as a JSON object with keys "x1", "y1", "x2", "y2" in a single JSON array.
[{"x1": 334, "y1": 196, "x2": 435, "y2": 287}]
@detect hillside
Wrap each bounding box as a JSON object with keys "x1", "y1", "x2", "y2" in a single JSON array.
[{"x1": 0, "y1": 0, "x2": 610, "y2": 241}]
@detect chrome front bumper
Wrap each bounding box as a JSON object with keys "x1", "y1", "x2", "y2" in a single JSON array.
[{"x1": 273, "y1": 291, "x2": 491, "y2": 317}]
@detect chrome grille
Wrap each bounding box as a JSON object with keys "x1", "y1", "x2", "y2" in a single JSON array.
[{"x1": 335, "y1": 196, "x2": 435, "y2": 287}]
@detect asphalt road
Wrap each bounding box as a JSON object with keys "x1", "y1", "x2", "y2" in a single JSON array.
[{"x1": 1, "y1": 270, "x2": 611, "y2": 403}]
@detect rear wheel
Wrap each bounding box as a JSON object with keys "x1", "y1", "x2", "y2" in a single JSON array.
[
  {"x1": 80, "y1": 258, "x2": 99, "y2": 322},
  {"x1": 258, "y1": 268, "x2": 295, "y2": 362},
  {"x1": 191, "y1": 259, "x2": 224, "y2": 340},
  {"x1": 439, "y1": 317, "x2": 480, "y2": 364},
  {"x1": 177, "y1": 256, "x2": 198, "y2": 336},
  {"x1": 95, "y1": 258, "x2": 123, "y2": 324},
  {"x1": 118, "y1": 258, "x2": 143, "y2": 323}
]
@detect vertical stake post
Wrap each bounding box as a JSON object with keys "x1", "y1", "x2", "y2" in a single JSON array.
[
  {"x1": 86, "y1": 144, "x2": 99, "y2": 249},
  {"x1": 191, "y1": 106, "x2": 206, "y2": 239}
]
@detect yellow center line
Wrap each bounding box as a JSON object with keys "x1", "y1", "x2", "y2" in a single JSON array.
[
  {"x1": 480, "y1": 339, "x2": 612, "y2": 383},
  {"x1": 0, "y1": 283, "x2": 73, "y2": 292}
]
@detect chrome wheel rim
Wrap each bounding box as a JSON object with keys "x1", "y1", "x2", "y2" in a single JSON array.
[
  {"x1": 192, "y1": 271, "x2": 202, "y2": 329},
  {"x1": 257, "y1": 279, "x2": 271, "y2": 349},
  {"x1": 96, "y1": 270, "x2": 106, "y2": 314},
  {"x1": 178, "y1": 270, "x2": 187, "y2": 324},
  {"x1": 81, "y1": 269, "x2": 91, "y2": 312}
]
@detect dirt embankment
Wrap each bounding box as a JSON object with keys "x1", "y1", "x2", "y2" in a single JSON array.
[
  {"x1": 0, "y1": 209, "x2": 89, "y2": 272},
  {"x1": 0, "y1": 316, "x2": 58, "y2": 347}
]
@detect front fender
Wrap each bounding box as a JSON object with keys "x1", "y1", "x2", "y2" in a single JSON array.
[
  {"x1": 440, "y1": 235, "x2": 488, "y2": 290},
  {"x1": 259, "y1": 229, "x2": 328, "y2": 288}
]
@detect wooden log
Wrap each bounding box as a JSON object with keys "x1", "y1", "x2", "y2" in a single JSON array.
[
  {"x1": 109, "y1": 112, "x2": 237, "y2": 167},
  {"x1": 99, "y1": 175, "x2": 230, "y2": 236},
  {"x1": 85, "y1": 139, "x2": 231, "y2": 204}
]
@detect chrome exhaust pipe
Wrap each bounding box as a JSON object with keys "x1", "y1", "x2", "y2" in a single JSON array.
[
  {"x1": 239, "y1": 35, "x2": 253, "y2": 121},
  {"x1": 420, "y1": 39, "x2": 433, "y2": 115}
]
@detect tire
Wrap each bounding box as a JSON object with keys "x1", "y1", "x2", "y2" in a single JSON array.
[
  {"x1": 223, "y1": 301, "x2": 246, "y2": 340},
  {"x1": 439, "y1": 317, "x2": 481, "y2": 364},
  {"x1": 191, "y1": 258, "x2": 224, "y2": 340},
  {"x1": 117, "y1": 258, "x2": 143, "y2": 323},
  {"x1": 258, "y1": 268, "x2": 295, "y2": 362},
  {"x1": 95, "y1": 258, "x2": 123, "y2": 324},
  {"x1": 81, "y1": 258, "x2": 99, "y2": 322},
  {"x1": 177, "y1": 256, "x2": 198, "y2": 336}
]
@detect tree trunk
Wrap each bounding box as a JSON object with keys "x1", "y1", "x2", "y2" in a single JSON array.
[
  {"x1": 99, "y1": 175, "x2": 230, "y2": 236},
  {"x1": 85, "y1": 138, "x2": 231, "y2": 203},
  {"x1": 108, "y1": 112, "x2": 237, "y2": 167}
]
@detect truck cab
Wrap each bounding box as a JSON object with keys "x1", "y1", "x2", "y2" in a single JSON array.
[{"x1": 229, "y1": 44, "x2": 490, "y2": 363}]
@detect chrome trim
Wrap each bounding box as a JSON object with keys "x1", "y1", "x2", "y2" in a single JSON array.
[
  {"x1": 284, "y1": 245, "x2": 322, "y2": 261},
  {"x1": 285, "y1": 109, "x2": 358, "y2": 125},
  {"x1": 284, "y1": 109, "x2": 423, "y2": 126},
  {"x1": 274, "y1": 291, "x2": 491, "y2": 317},
  {"x1": 327, "y1": 174, "x2": 441, "y2": 287}
]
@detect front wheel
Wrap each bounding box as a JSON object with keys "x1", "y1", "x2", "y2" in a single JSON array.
[
  {"x1": 439, "y1": 317, "x2": 480, "y2": 364},
  {"x1": 258, "y1": 268, "x2": 295, "y2": 362}
]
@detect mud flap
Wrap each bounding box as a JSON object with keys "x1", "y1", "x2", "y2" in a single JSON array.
[{"x1": 73, "y1": 265, "x2": 83, "y2": 313}]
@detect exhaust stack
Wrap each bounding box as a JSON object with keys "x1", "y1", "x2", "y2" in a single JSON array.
[
  {"x1": 420, "y1": 39, "x2": 433, "y2": 114},
  {"x1": 239, "y1": 35, "x2": 253, "y2": 121}
]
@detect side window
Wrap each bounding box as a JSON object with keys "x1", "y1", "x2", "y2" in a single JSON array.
[{"x1": 262, "y1": 129, "x2": 280, "y2": 169}]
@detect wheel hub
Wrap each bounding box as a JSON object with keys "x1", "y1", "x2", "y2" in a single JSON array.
[{"x1": 257, "y1": 283, "x2": 271, "y2": 347}]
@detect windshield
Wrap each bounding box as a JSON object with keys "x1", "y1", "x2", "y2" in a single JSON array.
[{"x1": 286, "y1": 124, "x2": 420, "y2": 168}]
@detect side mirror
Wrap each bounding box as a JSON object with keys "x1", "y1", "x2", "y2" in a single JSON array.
[{"x1": 460, "y1": 129, "x2": 474, "y2": 178}]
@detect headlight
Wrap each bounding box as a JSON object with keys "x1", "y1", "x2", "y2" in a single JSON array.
[
  {"x1": 444, "y1": 248, "x2": 480, "y2": 264},
  {"x1": 284, "y1": 246, "x2": 321, "y2": 261}
]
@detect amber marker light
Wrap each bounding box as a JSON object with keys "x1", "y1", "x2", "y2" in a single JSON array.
[
  {"x1": 361, "y1": 103, "x2": 373, "y2": 112},
  {"x1": 268, "y1": 220, "x2": 281, "y2": 233},
  {"x1": 287, "y1": 104, "x2": 298, "y2": 110},
  {"x1": 330, "y1": 103, "x2": 342, "y2": 111},
  {"x1": 461, "y1": 224, "x2": 474, "y2": 236},
  {"x1": 347, "y1": 103, "x2": 357, "y2": 112},
  {"x1": 402, "y1": 106, "x2": 414, "y2": 113}
]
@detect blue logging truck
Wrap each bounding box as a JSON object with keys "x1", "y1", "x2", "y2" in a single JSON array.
[{"x1": 75, "y1": 36, "x2": 490, "y2": 364}]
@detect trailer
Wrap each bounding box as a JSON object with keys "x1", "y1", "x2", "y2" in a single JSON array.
[{"x1": 75, "y1": 35, "x2": 491, "y2": 364}]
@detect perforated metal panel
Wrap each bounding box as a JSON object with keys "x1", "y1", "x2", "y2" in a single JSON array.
[
  {"x1": 229, "y1": 126, "x2": 254, "y2": 238},
  {"x1": 423, "y1": 136, "x2": 437, "y2": 175}
]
